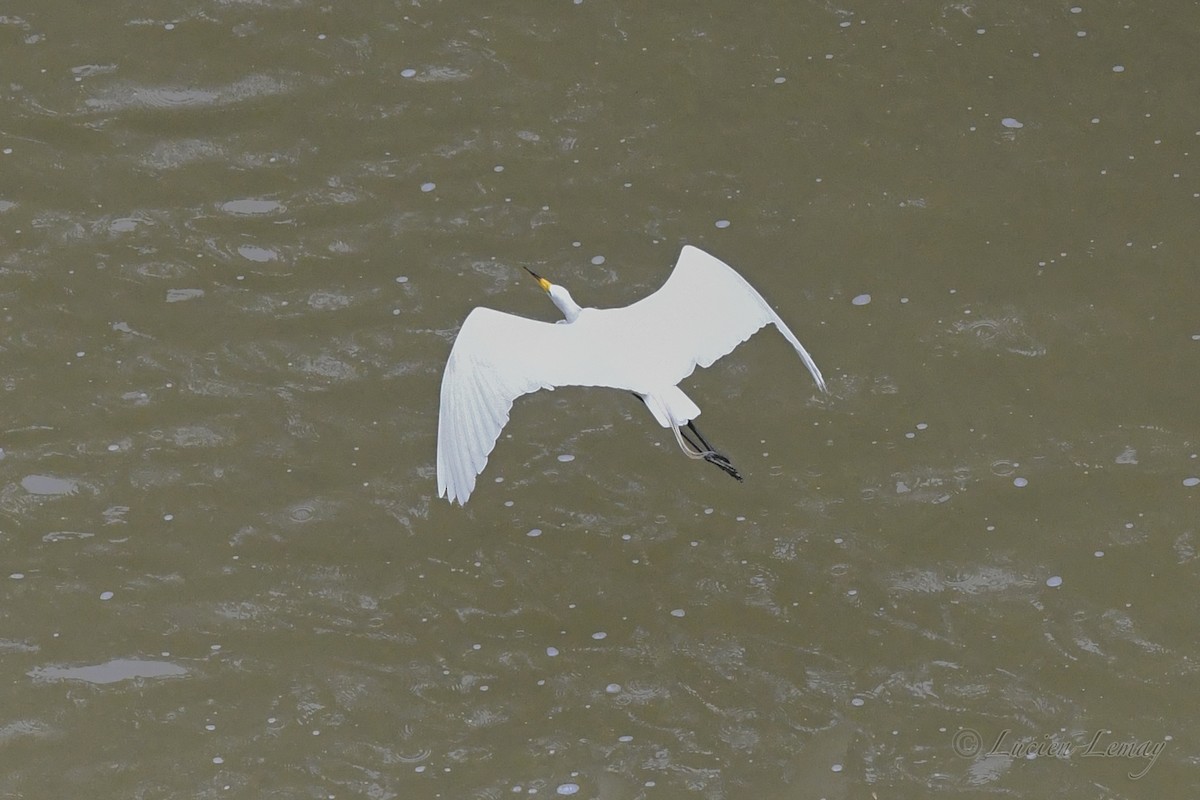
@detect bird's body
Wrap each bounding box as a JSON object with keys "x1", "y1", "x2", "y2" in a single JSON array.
[{"x1": 436, "y1": 245, "x2": 826, "y2": 505}]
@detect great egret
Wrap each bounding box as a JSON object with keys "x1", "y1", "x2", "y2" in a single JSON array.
[{"x1": 436, "y1": 245, "x2": 827, "y2": 505}]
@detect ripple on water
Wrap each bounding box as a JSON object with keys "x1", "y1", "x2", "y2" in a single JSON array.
[
  {"x1": 20, "y1": 475, "x2": 79, "y2": 496},
  {"x1": 221, "y1": 198, "x2": 284, "y2": 215},
  {"x1": 948, "y1": 313, "x2": 1046, "y2": 357},
  {"x1": 81, "y1": 74, "x2": 296, "y2": 113},
  {"x1": 884, "y1": 466, "x2": 971, "y2": 505},
  {"x1": 140, "y1": 138, "x2": 226, "y2": 170},
  {"x1": 990, "y1": 459, "x2": 1018, "y2": 477},
  {"x1": 28, "y1": 659, "x2": 188, "y2": 685},
  {"x1": 42, "y1": 530, "x2": 95, "y2": 543},
  {"x1": 237, "y1": 244, "x2": 279, "y2": 263},
  {"x1": 265, "y1": 497, "x2": 342, "y2": 529},
  {"x1": 892, "y1": 567, "x2": 1035, "y2": 595},
  {"x1": 307, "y1": 291, "x2": 352, "y2": 311},
  {"x1": 165, "y1": 288, "x2": 205, "y2": 303}
]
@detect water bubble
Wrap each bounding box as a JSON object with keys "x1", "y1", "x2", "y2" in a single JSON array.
[
  {"x1": 1183, "y1": 477, "x2": 1199, "y2": 487},
  {"x1": 557, "y1": 454, "x2": 575, "y2": 462},
  {"x1": 420, "y1": 182, "x2": 436, "y2": 193},
  {"x1": 851, "y1": 697, "x2": 865, "y2": 707},
  {"x1": 605, "y1": 683, "x2": 621, "y2": 693},
  {"x1": 1112, "y1": 65, "x2": 1125, "y2": 73},
  {"x1": 556, "y1": 784, "x2": 580, "y2": 796},
  {"x1": 1094, "y1": 550, "x2": 1105, "y2": 557},
  {"x1": 591, "y1": 631, "x2": 607, "y2": 640},
  {"x1": 401, "y1": 68, "x2": 417, "y2": 78},
  {"x1": 1001, "y1": 117, "x2": 1024, "y2": 129},
  {"x1": 1013, "y1": 477, "x2": 1029, "y2": 488},
  {"x1": 527, "y1": 528, "x2": 542, "y2": 537},
  {"x1": 546, "y1": 646, "x2": 559, "y2": 657},
  {"x1": 590, "y1": 255, "x2": 606, "y2": 265},
  {"x1": 670, "y1": 608, "x2": 686, "y2": 618},
  {"x1": 1046, "y1": 575, "x2": 1063, "y2": 588},
  {"x1": 714, "y1": 219, "x2": 731, "y2": 229},
  {"x1": 851, "y1": 293, "x2": 871, "y2": 306},
  {"x1": 100, "y1": 591, "x2": 114, "y2": 600},
  {"x1": 773, "y1": 76, "x2": 787, "y2": 84}
]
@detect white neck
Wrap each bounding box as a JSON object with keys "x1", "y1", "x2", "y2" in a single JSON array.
[{"x1": 548, "y1": 285, "x2": 582, "y2": 323}]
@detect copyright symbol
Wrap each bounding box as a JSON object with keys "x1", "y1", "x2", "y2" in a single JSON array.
[{"x1": 952, "y1": 728, "x2": 982, "y2": 757}]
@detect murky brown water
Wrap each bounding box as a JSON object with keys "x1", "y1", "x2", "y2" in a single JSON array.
[{"x1": 3, "y1": 1, "x2": 1198, "y2": 797}]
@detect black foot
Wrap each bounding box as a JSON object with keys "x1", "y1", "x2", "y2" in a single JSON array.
[{"x1": 703, "y1": 451, "x2": 744, "y2": 482}]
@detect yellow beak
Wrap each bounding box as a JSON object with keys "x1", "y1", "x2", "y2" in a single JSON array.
[{"x1": 523, "y1": 266, "x2": 552, "y2": 292}]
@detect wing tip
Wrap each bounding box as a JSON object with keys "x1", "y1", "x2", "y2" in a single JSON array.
[{"x1": 439, "y1": 485, "x2": 470, "y2": 506}]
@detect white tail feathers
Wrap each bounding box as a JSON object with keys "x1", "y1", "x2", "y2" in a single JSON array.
[{"x1": 640, "y1": 386, "x2": 702, "y2": 428}]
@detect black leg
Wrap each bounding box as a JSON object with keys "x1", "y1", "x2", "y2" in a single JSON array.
[
  {"x1": 687, "y1": 420, "x2": 733, "y2": 465},
  {"x1": 633, "y1": 393, "x2": 743, "y2": 482},
  {"x1": 679, "y1": 426, "x2": 704, "y2": 453},
  {"x1": 685, "y1": 420, "x2": 714, "y2": 451},
  {"x1": 687, "y1": 421, "x2": 742, "y2": 482}
]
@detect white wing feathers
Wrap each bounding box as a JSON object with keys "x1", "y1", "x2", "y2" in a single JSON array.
[
  {"x1": 611, "y1": 246, "x2": 827, "y2": 392},
  {"x1": 436, "y1": 308, "x2": 617, "y2": 505},
  {"x1": 435, "y1": 245, "x2": 826, "y2": 505}
]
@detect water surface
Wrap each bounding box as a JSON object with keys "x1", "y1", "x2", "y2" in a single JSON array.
[{"x1": 3, "y1": 1, "x2": 1198, "y2": 797}]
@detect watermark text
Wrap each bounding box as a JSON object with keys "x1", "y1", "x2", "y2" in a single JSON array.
[{"x1": 950, "y1": 727, "x2": 1167, "y2": 779}]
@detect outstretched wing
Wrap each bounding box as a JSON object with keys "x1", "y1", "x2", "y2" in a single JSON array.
[
  {"x1": 610, "y1": 245, "x2": 827, "y2": 391},
  {"x1": 436, "y1": 307, "x2": 633, "y2": 506}
]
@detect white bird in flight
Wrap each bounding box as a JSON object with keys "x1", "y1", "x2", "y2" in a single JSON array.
[{"x1": 436, "y1": 245, "x2": 827, "y2": 505}]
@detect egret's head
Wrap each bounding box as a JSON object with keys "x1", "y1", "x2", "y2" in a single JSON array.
[
  {"x1": 523, "y1": 265, "x2": 553, "y2": 293},
  {"x1": 524, "y1": 266, "x2": 582, "y2": 322}
]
